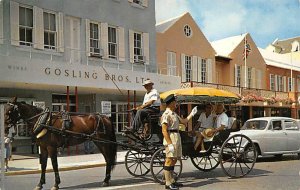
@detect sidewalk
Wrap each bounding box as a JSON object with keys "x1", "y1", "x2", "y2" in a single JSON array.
[{"x1": 3, "y1": 151, "x2": 127, "y2": 176}]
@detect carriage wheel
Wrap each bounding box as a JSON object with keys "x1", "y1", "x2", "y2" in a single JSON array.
[
  {"x1": 125, "y1": 150, "x2": 151, "y2": 177},
  {"x1": 150, "y1": 147, "x2": 182, "y2": 184},
  {"x1": 219, "y1": 134, "x2": 256, "y2": 178},
  {"x1": 190, "y1": 147, "x2": 220, "y2": 171}
]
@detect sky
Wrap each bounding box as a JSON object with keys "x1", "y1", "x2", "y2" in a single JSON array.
[{"x1": 155, "y1": 0, "x2": 300, "y2": 48}]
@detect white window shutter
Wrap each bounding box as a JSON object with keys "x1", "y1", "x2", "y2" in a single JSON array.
[
  {"x1": 143, "y1": 32, "x2": 149, "y2": 65},
  {"x1": 33, "y1": 6, "x2": 44, "y2": 50},
  {"x1": 129, "y1": 29, "x2": 134, "y2": 63},
  {"x1": 192, "y1": 56, "x2": 198, "y2": 82},
  {"x1": 207, "y1": 59, "x2": 212, "y2": 83},
  {"x1": 197, "y1": 57, "x2": 202, "y2": 82},
  {"x1": 0, "y1": 2, "x2": 3, "y2": 44},
  {"x1": 118, "y1": 26, "x2": 125, "y2": 62},
  {"x1": 292, "y1": 78, "x2": 295, "y2": 92},
  {"x1": 85, "y1": 19, "x2": 90, "y2": 57},
  {"x1": 101, "y1": 22, "x2": 108, "y2": 59},
  {"x1": 234, "y1": 64, "x2": 238, "y2": 86},
  {"x1": 251, "y1": 68, "x2": 256, "y2": 88},
  {"x1": 167, "y1": 51, "x2": 171, "y2": 75},
  {"x1": 181, "y1": 54, "x2": 186, "y2": 82},
  {"x1": 256, "y1": 69, "x2": 262, "y2": 89},
  {"x1": 142, "y1": 0, "x2": 148, "y2": 7},
  {"x1": 241, "y1": 66, "x2": 246, "y2": 88},
  {"x1": 10, "y1": 1, "x2": 19, "y2": 46},
  {"x1": 275, "y1": 75, "x2": 278, "y2": 91},
  {"x1": 283, "y1": 76, "x2": 287, "y2": 92},
  {"x1": 57, "y1": 12, "x2": 64, "y2": 52}
]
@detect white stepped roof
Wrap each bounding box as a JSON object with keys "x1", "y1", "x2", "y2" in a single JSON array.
[
  {"x1": 211, "y1": 33, "x2": 247, "y2": 57},
  {"x1": 259, "y1": 48, "x2": 300, "y2": 71}
]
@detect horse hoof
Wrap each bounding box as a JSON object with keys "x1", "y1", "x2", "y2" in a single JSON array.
[
  {"x1": 34, "y1": 186, "x2": 42, "y2": 190},
  {"x1": 102, "y1": 182, "x2": 109, "y2": 187},
  {"x1": 50, "y1": 186, "x2": 59, "y2": 190}
]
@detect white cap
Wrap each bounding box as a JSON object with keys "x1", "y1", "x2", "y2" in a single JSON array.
[{"x1": 142, "y1": 79, "x2": 154, "y2": 86}]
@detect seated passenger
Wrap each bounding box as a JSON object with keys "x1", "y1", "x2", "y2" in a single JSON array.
[
  {"x1": 194, "y1": 104, "x2": 228, "y2": 152},
  {"x1": 193, "y1": 104, "x2": 216, "y2": 151}
]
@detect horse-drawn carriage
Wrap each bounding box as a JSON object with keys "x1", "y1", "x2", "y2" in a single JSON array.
[{"x1": 4, "y1": 87, "x2": 257, "y2": 189}]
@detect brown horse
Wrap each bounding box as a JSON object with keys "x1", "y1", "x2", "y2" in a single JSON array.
[{"x1": 4, "y1": 97, "x2": 117, "y2": 190}]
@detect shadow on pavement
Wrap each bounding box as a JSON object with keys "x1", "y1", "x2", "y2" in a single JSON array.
[{"x1": 59, "y1": 176, "x2": 154, "y2": 189}]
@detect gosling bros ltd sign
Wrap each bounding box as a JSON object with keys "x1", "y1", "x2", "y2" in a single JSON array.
[{"x1": 0, "y1": 58, "x2": 180, "y2": 91}]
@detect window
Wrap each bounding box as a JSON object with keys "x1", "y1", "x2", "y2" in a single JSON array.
[
  {"x1": 247, "y1": 67, "x2": 252, "y2": 88},
  {"x1": 134, "y1": 32, "x2": 143, "y2": 62},
  {"x1": 277, "y1": 75, "x2": 283, "y2": 91},
  {"x1": 43, "y1": 11, "x2": 56, "y2": 50},
  {"x1": 19, "y1": 6, "x2": 33, "y2": 46},
  {"x1": 167, "y1": 51, "x2": 176, "y2": 76},
  {"x1": 113, "y1": 103, "x2": 134, "y2": 133},
  {"x1": 133, "y1": 0, "x2": 141, "y2": 4},
  {"x1": 108, "y1": 26, "x2": 118, "y2": 59},
  {"x1": 201, "y1": 59, "x2": 207, "y2": 83},
  {"x1": 284, "y1": 120, "x2": 299, "y2": 130},
  {"x1": 185, "y1": 56, "x2": 192, "y2": 82},
  {"x1": 236, "y1": 65, "x2": 241, "y2": 86},
  {"x1": 272, "y1": 120, "x2": 282, "y2": 130},
  {"x1": 183, "y1": 25, "x2": 192, "y2": 37},
  {"x1": 288, "y1": 77, "x2": 292, "y2": 92},
  {"x1": 90, "y1": 22, "x2": 100, "y2": 56},
  {"x1": 270, "y1": 74, "x2": 275, "y2": 91}
]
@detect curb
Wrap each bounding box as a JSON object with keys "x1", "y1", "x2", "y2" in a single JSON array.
[{"x1": 5, "y1": 161, "x2": 124, "y2": 176}]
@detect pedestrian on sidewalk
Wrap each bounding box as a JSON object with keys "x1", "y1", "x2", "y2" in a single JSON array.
[{"x1": 4, "y1": 132, "x2": 12, "y2": 171}]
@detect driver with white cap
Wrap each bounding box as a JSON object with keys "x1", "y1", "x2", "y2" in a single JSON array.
[{"x1": 130, "y1": 79, "x2": 161, "y2": 135}]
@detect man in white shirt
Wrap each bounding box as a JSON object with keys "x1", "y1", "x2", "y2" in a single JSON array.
[
  {"x1": 195, "y1": 104, "x2": 228, "y2": 152},
  {"x1": 130, "y1": 79, "x2": 161, "y2": 135},
  {"x1": 193, "y1": 104, "x2": 216, "y2": 150}
]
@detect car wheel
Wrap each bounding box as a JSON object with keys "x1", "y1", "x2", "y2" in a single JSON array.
[
  {"x1": 297, "y1": 153, "x2": 300, "y2": 160},
  {"x1": 274, "y1": 154, "x2": 283, "y2": 159}
]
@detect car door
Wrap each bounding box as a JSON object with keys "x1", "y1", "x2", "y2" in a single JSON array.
[
  {"x1": 283, "y1": 119, "x2": 300, "y2": 151},
  {"x1": 260, "y1": 120, "x2": 288, "y2": 153}
]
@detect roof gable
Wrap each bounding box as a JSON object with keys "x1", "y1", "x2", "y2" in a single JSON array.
[
  {"x1": 211, "y1": 33, "x2": 247, "y2": 57},
  {"x1": 156, "y1": 12, "x2": 187, "y2": 33}
]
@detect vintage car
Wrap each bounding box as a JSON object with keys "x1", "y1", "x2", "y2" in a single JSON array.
[{"x1": 232, "y1": 117, "x2": 300, "y2": 159}]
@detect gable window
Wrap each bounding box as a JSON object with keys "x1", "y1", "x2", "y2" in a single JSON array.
[
  {"x1": 183, "y1": 25, "x2": 192, "y2": 37},
  {"x1": 43, "y1": 11, "x2": 56, "y2": 50},
  {"x1": 134, "y1": 32, "x2": 143, "y2": 62},
  {"x1": 19, "y1": 6, "x2": 33, "y2": 46},
  {"x1": 270, "y1": 74, "x2": 275, "y2": 91},
  {"x1": 108, "y1": 26, "x2": 118, "y2": 59},
  {"x1": 201, "y1": 59, "x2": 207, "y2": 83},
  {"x1": 167, "y1": 51, "x2": 176, "y2": 76},
  {"x1": 89, "y1": 22, "x2": 101, "y2": 56},
  {"x1": 185, "y1": 55, "x2": 192, "y2": 82},
  {"x1": 247, "y1": 67, "x2": 252, "y2": 88}
]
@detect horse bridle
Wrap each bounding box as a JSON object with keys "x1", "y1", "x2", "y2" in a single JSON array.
[{"x1": 6, "y1": 103, "x2": 22, "y2": 128}]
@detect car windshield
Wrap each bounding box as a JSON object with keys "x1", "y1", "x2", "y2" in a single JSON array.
[{"x1": 242, "y1": 120, "x2": 268, "y2": 130}]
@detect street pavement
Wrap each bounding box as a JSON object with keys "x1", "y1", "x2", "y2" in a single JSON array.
[{"x1": 3, "y1": 151, "x2": 127, "y2": 176}]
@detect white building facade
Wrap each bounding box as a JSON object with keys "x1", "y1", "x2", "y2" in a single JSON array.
[{"x1": 0, "y1": 0, "x2": 180, "y2": 141}]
